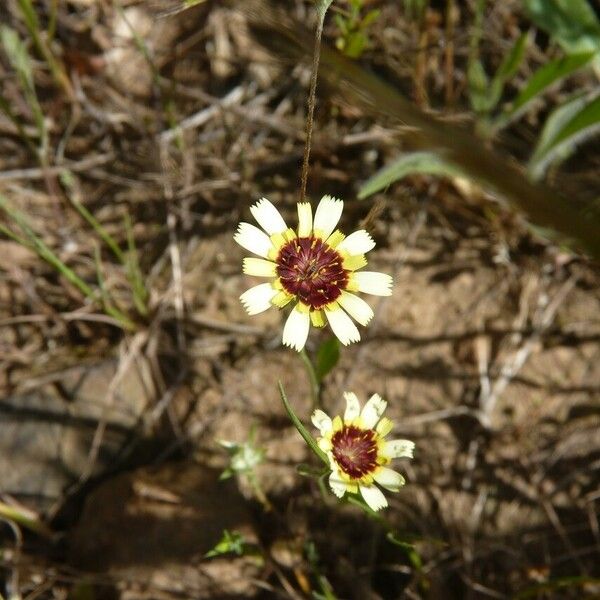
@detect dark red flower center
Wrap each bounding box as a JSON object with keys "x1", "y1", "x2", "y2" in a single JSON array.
[
  {"x1": 331, "y1": 425, "x2": 378, "y2": 479},
  {"x1": 276, "y1": 236, "x2": 348, "y2": 310}
]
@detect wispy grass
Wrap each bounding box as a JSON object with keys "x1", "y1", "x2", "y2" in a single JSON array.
[
  {"x1": 0, "y1": 193, "x2": 140, "y2": 330},
  {"x1": 15, "y1": 0, "x2": 73, "y2": 98},
  {"x1": 0, "y1": 24, "x2": 48, "y2": 162}
]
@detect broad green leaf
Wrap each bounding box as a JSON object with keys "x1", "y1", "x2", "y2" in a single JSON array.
[
  {"x1": 529, "y1": 93, "x2": 600, "y2": 180},
  {"x1": 523, "y1": 0, "x2": 600, "y2": 56},
  {"x1": 314, "y1": 337, "x2": 340, "y2": 383},
  {"x1": 493, "y1": 52, "x2": 596, "y2": 130},
  {"x1": 358, "y1": 152, "x2": 465, "y2": 199}
]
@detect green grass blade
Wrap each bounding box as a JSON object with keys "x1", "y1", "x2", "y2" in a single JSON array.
[
  {"x1": 0, "y1": 25, "x2": 47, "y2": 158},
  {"x1": 61, "y1": 171, "x2": 125, "y2": 263},
  {"x1": 493, "y1": 52, "x2": 596, "y2": 131},
  {"x1": 529, "y1": 92, "x2": 600, "y2": 180},
  {"x1": 524, "y1": 0, "x2": 600, "y2": 56},
  {"x1": 0, "y1": 194, "x2": 93, "y2": 298},
  {"x1": 123, "y1": 211, "x2": 148, "y2": 317},
  {"x1": 16, "y1": 0, "x2": 73, "y2": 97},
  {"x1": 358, "y1": 151, "x2": 465, "y2": 199}
]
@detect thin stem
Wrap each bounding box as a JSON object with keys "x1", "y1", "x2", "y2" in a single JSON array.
[
  {"x1": 278, "y1": 381, "x2": 329, "y2": 466},
  {"x1": 299, "y1": 0, "x2": 333, "y2": 202},
  {"x1": 299, "y1": 347, "x2": 320, "y2": 409},
  {"x1": 247, "y1": 472, "x2": 273, "y2": 512}
]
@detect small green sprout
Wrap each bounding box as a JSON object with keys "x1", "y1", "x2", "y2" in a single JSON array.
[
  {"x1": 205, "y1": 529, "x2": 248, "y2": 558},
  {"x1": 218, "y1": 427, "x2": 271, "y2": 510},
  {"x1": 335, "y1": 0, "x2": 381, "y2": 58}
]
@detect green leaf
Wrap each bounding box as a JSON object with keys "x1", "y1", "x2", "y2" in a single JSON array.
[
  {"x1": 205, "y1": 530, "x2": 246, "y2": 558},
  {"x1": 496, "y1": 33, "x2": 529, "y2": 82},
  {"x1": 528, "y1": 93, "x2": 600, "y2": 180},
  {"x1": 523, "y1": 0, "x2": 600, "y2": 56},
  {"x1": 467, "y1": 59, "x2": 492, "y2": 113},
  {"x1": 314, "y1": 337, "x2": 340, "y2": 383},
  {"x1": 358, "y1": 152, "x2": 465, "y2": 199},
  {"x1": 493, "y1": 52, "x2": 596, "y2": 130},
  {"x1": 487, "y1": 32, "x2": 529, "y2": 111}
]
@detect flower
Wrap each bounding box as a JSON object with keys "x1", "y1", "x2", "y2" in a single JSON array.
[
  {"x1": 311, "y1": 392, "x2": 414, "y2": 511},
  {"x1": 234, "y1": 195, "x2": 393, "y2": 351}
]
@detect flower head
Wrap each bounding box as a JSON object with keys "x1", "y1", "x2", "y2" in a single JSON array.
[
  {"x1": 311, "y1": 392, "x2": 414, "y2": 511},
  {"x1": 234, "y1": 196, "x2": 393, "y2": 351}
]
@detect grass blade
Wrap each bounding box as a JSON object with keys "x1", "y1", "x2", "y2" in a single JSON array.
[
  {"x1": 529, "y1": 92, "x2": 600, "y2": 180},
  {"x1": 358, "y1": 151, "x2": 465, "y2": 199},
  {"x1": 493, "y1": 52, "x2": 596, "y2": 131}
]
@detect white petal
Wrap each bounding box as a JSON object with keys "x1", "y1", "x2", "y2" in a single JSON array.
[
  {"x1": 325, "y1": 306, "x2": 360, "y2": 346},
  {"x1": 374, "y1": 467, "x2": 406, "y2": 492},
  {"x1": 352, "y1": 271, "x2": 393, "y2": 296},
  {"x1": 250, "y1": 198, "x2": 287, "y2": 235},
  {"x1": 240, "y1": 283, "x2": 277, "y2": 315},
  {"x1": 337, "y1": 291, "x2": 374, "y2": 326},
  {"x1": 384, "y1": 439, "x2": 415, "y2": 459},
  {"x1": 297, "y1": 202, "x2": 313, "y2": 237},
  {"x1": 361, "y1": 393, "x2": 387, "y2": 429},
  {"x1": 243, "y1": 257, "x2": 277, "y2": 277},
  {"x1": 234, "y1": 222, "x2": 272, "y2": 258},
  {"x1": 313, "y1": 195, "x2": 343, "y2": 239},
  {"x1": 359, "y1": 484, "x2": 388, "y2": 511},
  {"x1": 329, "y1": 468, "x2": 347, "y2": 498},
  {"x1": 311, "y1": 409, "x2": 333, "y2": 436},
  {"x1": 337, "y1": 230, "x2": 375, "y2": 255},
  {"x1": 343, "y1": 392, "x2": 361, "y2": 421},
  {"x1": 282, "y1": 304, "x2": 310, "y2": 351}
]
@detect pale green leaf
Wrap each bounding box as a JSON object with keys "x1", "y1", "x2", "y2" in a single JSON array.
[
  {"x1": 358, "y1": 152, "x2": 464, "y2": 199},
  {"x1": 494, "y1": 52, "x2": 596, "y2": 130},
  {"x1": 529, "y1": 93, "x2": 600, "y2": 180}
]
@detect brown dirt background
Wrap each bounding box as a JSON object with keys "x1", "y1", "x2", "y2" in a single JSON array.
[{"x1": 0, "y1": 1, "x2": 599, "y2": 598}]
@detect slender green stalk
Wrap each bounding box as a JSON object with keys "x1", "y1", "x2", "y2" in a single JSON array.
[
  {"x1": 247, "y1": 472, "x2": 273, "y2": 512},
  {"x1": 278, "y1": 381, "x2": 328, "y2": 465},
  {"x1": 124, "y1": 212, "x2": 149, "y2": 317},
  {"x1": 299, "y1": 347, "x2": 320, "y2": 409},
  {"x1": 93, "y1": 245, "x2": 136, "y2": 331},
  {"x1": 71, "y1": 199, "x2": 125, "y2": 263},
  {"x1": 0, "y1": 501, "x2": 52, "y2": 538}
]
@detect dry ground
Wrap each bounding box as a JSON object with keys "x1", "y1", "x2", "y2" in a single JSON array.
[{"x1": 0, "y1": 1, "x2": 599, "y2": 598}]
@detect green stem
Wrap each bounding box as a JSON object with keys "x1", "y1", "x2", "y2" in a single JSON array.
[
  {"x1": 278, "y1": 381, "x2": 328, "y2": 466},
  {"x1": 299, "y1": 347, "x2": 320, "y2": 409},
  {"x1": 0, "y1": 501, "x2": 52, "y2": 538},
  {"x1": 247, "y1": 472, "x2": 272, "y2": 512}
]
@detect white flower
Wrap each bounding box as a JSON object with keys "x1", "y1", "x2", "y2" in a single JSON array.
[
  {"x1": 311, "y1": 392, "x2": 414, "y2": 512},
  {"x1": 234, "y1": 196, "x2": 393, "y2": 351}
]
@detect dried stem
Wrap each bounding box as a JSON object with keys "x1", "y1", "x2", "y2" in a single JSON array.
[{"x1": 299, "y1": 1, "x2": 333, "y2": 202}]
